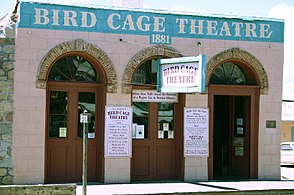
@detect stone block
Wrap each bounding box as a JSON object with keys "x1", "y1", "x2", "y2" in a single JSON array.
[
  {"x1": 0, "y1": 123, "x2": 12, "y2": 134},
  {"x1": 0, "y1": 69, "x2": 5, "y2": 76},
  {"x1": 0, "y1": 158, "x2": 13, "y2": 168},
  {"x1": 3, "y1": 45, "x2": 15, "y2": 54},
  {"x1": 0, "y1": 38, "x2": 14, "y2": 45},
  {"x1": 0, "y1": 168, "x2": 7, "y2": 176},
  {"x1": 2, "y1": 175, "x2": 13, "y2": 185},
  {"x1": 2, "y1": 61, "x2": 14, "y2": 70},
  {"x1": 0, "y1": 184, "x2": 76, "y2": 195},
  {"x1": 5, "y1": 112, "x2": 13, "y2": 122},
  {"x1": 0, "y1": 92, "x2": 7, "y2": 101},
  {"x1": 8, "y1": 53, "x2": 14, "y2": 61}
]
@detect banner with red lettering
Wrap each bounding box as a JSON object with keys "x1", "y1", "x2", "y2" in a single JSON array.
[{"x1": 158, "y1": 55, "x2": 206, "y2": 93}]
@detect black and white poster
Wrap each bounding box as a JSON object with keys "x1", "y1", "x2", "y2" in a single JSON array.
[
  {"x1": 105, "y1": 106, "x2": 132, "y2": 157},
  {"x1": 184, "y1": 108, "x2": 209, "y2": 157}
]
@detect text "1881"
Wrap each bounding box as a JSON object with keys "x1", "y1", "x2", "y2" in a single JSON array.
[{"x1": 150, "y1": 34, "x2": 171, "y2": 44}]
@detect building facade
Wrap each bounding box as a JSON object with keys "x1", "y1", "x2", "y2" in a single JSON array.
[{"x1": 11, "y1": 1, "x2": 284, "y2": 184}]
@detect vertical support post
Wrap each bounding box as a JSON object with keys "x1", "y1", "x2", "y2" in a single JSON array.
[
  {"x1": 83, "y1": 121, "x2": 88, "y2": 195},
  {"x1": 80, "y1": 110, "x2": 90, "y2": 195}
]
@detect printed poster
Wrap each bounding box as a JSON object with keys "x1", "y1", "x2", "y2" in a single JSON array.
[
  {"x1": 184, "y1": 108, "x2": 209, "y2": 157},
  {"x1": 105, "y1": 106, "x2": 132, "y2": 157}
]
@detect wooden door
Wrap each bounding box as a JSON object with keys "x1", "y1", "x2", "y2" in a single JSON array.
[
  {"x1": 45, "y1": 84, "x2": 104, "y2": 183},
  {"x1": 208, "y1": 85, "x2": 259, "y2": 180},
  {"x1": 213, "y1": 95, "x2": 250, "y2": 179},
  {"x1": 131, "y1": 101, "x2": 182, "y2": 181},
  {"x1": 229, "y1": 96, "x2": 250, "y2": 178}
]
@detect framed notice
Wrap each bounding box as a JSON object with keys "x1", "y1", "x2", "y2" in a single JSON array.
[
  {"x1": 184, "y1": 108, "x2": 209, "y2": 157},
  {"x1": 59, "y1": 127, "x2": 67, "y2": 138},
  {"x1": 105, "y1": 106, "x2": 133, "y2": 157},
  {"x1": 235, "y1": 147, "x2": 244, "y2": 156}
]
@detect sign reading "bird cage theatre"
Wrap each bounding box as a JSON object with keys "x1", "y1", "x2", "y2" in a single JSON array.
[
  {"x1": 157, "y1": 55, "x2": 206, "y2": 93},
  {"x1": 105, "y1": 106, "x2": 132, "y2": 157}
]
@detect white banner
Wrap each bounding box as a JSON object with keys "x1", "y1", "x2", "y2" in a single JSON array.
[
  {"x1": 159, "y1": 55, "x2": 206, "y2": 93},
  {"x1": 105, "y1": 106, "x2": 132, "y2": 157},
  {"x1": 132, "y1": 89, "x2": 178, "y2": 103},
  {"x1": 184, "y1": 107, "x2": 209, "y2": 157}
]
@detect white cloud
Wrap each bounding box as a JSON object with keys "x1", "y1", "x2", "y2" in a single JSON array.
[{"x1": 269, "y1": 4, "x2": 294, "y2": 100}]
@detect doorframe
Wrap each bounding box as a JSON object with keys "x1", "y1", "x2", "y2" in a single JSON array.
[
  {"x1": 130, "y1": 89, "x2": 185, "y2": 181},
  {"x1": 45, "y1": 82, "x2": 106, "y2": 183},
  {"x1": 208, "y1": 85, "x2": 259, "y2": 180}
]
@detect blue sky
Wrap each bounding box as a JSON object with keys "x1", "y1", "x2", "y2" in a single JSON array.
[
  {"x1": 2, "y1": 0, "x2": 294, "y2": 99},
  {"x1": 2, "y1": 0, "x2": 293, "y2": 18}
]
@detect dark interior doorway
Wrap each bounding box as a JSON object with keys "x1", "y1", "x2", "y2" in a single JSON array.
[{"x1": 213, "y1": 95, "x2": 250, "y2": 180}]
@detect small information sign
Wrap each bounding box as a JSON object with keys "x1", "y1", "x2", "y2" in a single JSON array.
[{"x1": 132, "y1": 89, "x2": 178, "y2": 103}]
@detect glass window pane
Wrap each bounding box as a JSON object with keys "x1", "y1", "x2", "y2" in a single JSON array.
[
  {"x1": 133, "y1": 102, "x2": 149, "y2": 139},
  {"x1": 281, "y1": 144, "x2": 293, "y2": 151},
  {"x1": 49, "y1": 91, "x2": 68, "y2": 138},
  {"x1": 158, "y1": 103, "x2": 174, "y2": 139},
  {"x1": 132, "y1": 59, "x2": 158, "y2": 85},
  {"x1": 210, "y1": 62, "x2": 249, "y2": 85},
  {"x1": 48, "y1": 56, "x2": 98, "y2": 82},
  {"x1": 77, "y1": 92, "x2": 96, "y2": 138}
]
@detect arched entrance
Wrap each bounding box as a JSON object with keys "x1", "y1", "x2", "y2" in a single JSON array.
[
  {"x1": 41, "y1": 40, "x2": 117, "y2": 183},
  {"x1": 207, "y1": 48, "x2": 266, "y2": 180},
  {"x1": 45, "y1": 54, "x2": 106, "y2": 183},
  {"x1": 130, "y1": 58, "x2": 184, "y2": 181},
  {"x1": 123, "y1": 45, "x2": 184, "y2": 181}
]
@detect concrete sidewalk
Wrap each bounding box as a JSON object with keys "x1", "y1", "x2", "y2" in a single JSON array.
[{"x1": 76, "y1": 181, "x2": 294, "y2": 195}]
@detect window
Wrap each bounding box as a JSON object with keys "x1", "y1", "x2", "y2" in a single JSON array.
[
  {"x1": 210, "y1": 62, "x2": 252, "y2": 85},
  {"x1": 133, "y1": 102, "x2": 149, "y2": 139},
  {"x1": 77, "y1": 92, "x2": 96, "y2": 138},
  {"x1": 281, "y1": 144, "x2": 294, "y2": 151},
  {"x1": 132, "y1": 59, "x2": 158, "y2": 85},
  {"x1": 48, "y1": 91, "x2": 68, "y2": 138},
  {"x1": 158, "y1": 102, "x2": 174, "y2": 139},
  {"x1": 48, "y1": 56, "x2": 98, "y2": 82}
]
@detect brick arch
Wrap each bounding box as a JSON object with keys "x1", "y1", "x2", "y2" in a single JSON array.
[
  {"x1": 122, "y1": 45, "x2": 182, "y2": 93},
  {"x1": 206, "y1": 48, "x2": 269, "y2": 95},
  {"x1": 36, "y1": 39, "x2": 117, "y2": 93}
]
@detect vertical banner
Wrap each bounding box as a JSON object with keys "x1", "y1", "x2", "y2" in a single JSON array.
[
  {"x1": 184, "y1": 107, "x2": 209, "y2": 157},
  {"x1": 105, "y1": 106, "x2": 132, "y2": 157}
]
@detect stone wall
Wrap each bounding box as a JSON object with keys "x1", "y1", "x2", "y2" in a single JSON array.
[
  {"x1": 0, "y1": 184, "x2": 76, "y2": 194},
  {"x1": 0, "y1": 36, "x2": 15, "y2": 184}
]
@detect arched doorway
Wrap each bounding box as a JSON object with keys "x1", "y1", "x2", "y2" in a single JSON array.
[
  {"x1": 130, "y1": 57, "x2": 185, "y2": 181},
  {"x1": 45, "y1": 54, "x2": 106, "y2": 183},
  {"x1": 208, "y1": 59, "x2": 260, "y2": 180}
]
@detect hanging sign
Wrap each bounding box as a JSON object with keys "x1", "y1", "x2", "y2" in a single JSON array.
[
  {"x1": 157, "y1": 55, "x2": 206, "y2": 93},
  {"x1": 105, "y1": 106, "x2": 132, "y2": 157},
  {"x1": 184, "y1": 107, "x2": 209, "y2": 157}
]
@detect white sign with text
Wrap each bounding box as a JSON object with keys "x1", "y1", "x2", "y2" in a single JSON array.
[
  {"x1": 159, "y1": 55, "x2": 206, "y2": 93},
  {"x1": 132, "y1": 89, "x2": 178, "y2": 103},
  {"x1": 184, "y1": 107, "x2": 209, "y2": 157},
  {"x1": 105, "y1": 106, "x2": 132, "y2": 157}
]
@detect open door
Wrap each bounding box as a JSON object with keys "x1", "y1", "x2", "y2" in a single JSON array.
[
  {"x1": 213, "y1": 95, "x2": 250, "y2": 179},
  {"x1": 208, "y1": 85, "x2": 259, "y2": 180}
]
